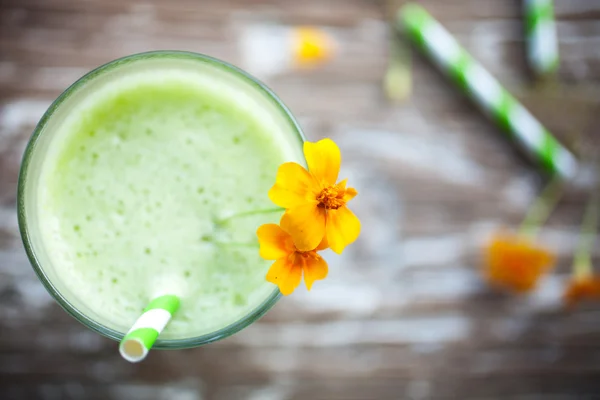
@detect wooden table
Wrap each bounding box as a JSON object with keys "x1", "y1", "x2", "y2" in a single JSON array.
[{"x1": 1, "y1": 0, "x2": 600, "y2": 398}]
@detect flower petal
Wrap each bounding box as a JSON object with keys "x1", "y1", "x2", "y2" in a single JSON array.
[
  {"x1": 257, "y1": 224, "x2": 292, "y2": 260},
  {"x1": 564, "y1": 276, "x2": 600, "y2": 307},
  {"x1": 325, "y1": 206, "x2": 361, "y2": 254},
  {"x1": 281, "y1": 204, "x2": 326, "y2": 251},
  {"x1": 344, "y1": 187, "x2": 358, "y2": 202},
  {"x1": 304, "y1": 139, "x2": 341, "y2": 186},
  {"x1": 315, "y1": 235, "x2": 329, "y2": 251},
  {"x1": 485, "y1": 232, "x2": 555, "y2": 293},
  {"x1": 268, "y1": 162, "x2": 319, "y2": 209},
  {"x1": 303, "y1": 253, "x2": 328, "y2": 291},
  {"x1": 336, "y1": 179, "x2": 347, "y2": 191},
  {"x1": 266, "y1": 256, "x2": 302, "y2": 296}
]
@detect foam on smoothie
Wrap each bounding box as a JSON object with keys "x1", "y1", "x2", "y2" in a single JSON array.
[{"x1": 36, "y1": 57, "x2": 303, "y2": 338}]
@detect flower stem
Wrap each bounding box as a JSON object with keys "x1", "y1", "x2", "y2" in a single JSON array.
[
  {"x1": 573, "y1": 190, "x2": 599, "y2": 279},
  {"x1": 384, "y1": 36, "x2": 412, "y2": 103},
  {"x1": 201, "y1": 235, "x2": 258, "y2": 248},
  {"x1": 518, "y1": 177, "x2": 564, "y2": 239},
  {"x1": 213, "y1": 241, "x2": 259, "y2": 248},
  {"x1": 216, "y1": 207, "x2": 284, "y2": 225}
]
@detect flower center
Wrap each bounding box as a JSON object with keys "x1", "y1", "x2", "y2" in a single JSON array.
[
  {"x1": 317, "y1": 185, "x2": 345, "y2": 210},
  {"x1": 293, "y1": 250, "x2": 319, "y2": 262}
]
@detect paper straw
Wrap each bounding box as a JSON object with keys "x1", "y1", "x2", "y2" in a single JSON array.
[
  {"x1": 119, "y1": 294, "x2": 180, "y2": 363},
  {"x1": 524, "y1": 0, "x2": 559, "y2": 76},
  {"x1": 398, "y1": 3, "x2": 577, "y2": 179}
]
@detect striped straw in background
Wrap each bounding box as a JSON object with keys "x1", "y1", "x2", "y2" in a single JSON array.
[
  {"x1": 398, "y1": 3, "x2": 577, "y2": 179},
  {"x1": 119, "y1": 294, "x2": 180, "y2": 363},
  {"x1": 524, "y1": 0, "x2": 559, "y2": 77}
]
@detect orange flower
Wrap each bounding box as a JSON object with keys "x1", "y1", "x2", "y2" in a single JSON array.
[
  {"x1": 257, "y1": 218, "x2": 329, "y2": 296},
  {"x1": 563, "y1": 275, "x2": 600, "y2": 307},
  {"x1": 293, "y1": 27, "x2": 336, "y2": 68},
  {"x1": 268, "y1": 138, "x2": 360, "y2": 254},
  {"x1": 484, "y1": 231, "x2": 555, "y2": 293}
]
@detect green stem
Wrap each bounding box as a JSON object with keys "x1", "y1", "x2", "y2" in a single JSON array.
[
  {"x1": 519, "y1": 177, "x2": 564, "y2": 238},
  {"x1": 216, "y1": 207, "x2": 284, "y2": 225},
  {"x1": 573, "y1": 191, "x2": 599, "y2": 279},
  {"x1": 213, "y1": 241, "x2": 259, "y2": 248},
  {"x1": 201, "y1": 234, "x2": 258, "y2": 248},
  {"x1": 384, "y1": 36, "x2": 412, "y2": 102}
]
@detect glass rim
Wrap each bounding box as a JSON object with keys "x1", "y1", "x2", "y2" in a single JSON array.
[{"x1": 17, "y1": 50, "x2": 305, "y2": 349}]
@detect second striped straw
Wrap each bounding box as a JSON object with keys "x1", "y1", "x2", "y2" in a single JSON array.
[
  {"x1": 398, "y1": 3, "x2": 577, "y2": 179},
  {"x1": 524, "y1": 0, "x2": 559, "y2": 77}
]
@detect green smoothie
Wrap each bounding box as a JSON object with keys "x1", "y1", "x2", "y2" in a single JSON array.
[{"x1": 31, "y1": 54, "x2": 304, "y2": 339}]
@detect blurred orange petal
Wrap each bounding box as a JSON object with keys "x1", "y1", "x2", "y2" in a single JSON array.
[
  {"x1": 484, "y1": 231, "x2": 555, "y2": 293},
  {"x1": 293, "y1": 27, "x2": 336, "y2": 68},
  {"x1": 564, "y1": 275, "x2": 600, "y2": 307}
]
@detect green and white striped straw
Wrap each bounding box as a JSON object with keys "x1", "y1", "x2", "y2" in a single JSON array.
[
  {"x1": 524, "y1": 0, "x2": 559, "y2": 76},
  {"x1": 119, "y1": 294, "x2": 180, "y2": 363},
  {"x1": 398, "y1": 3, "x2": 577, "y2": 179}
]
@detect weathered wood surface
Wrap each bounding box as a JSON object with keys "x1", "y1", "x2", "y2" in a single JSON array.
[{"x1": 2, "y1": 0, "x2": 600, "y2": 399}]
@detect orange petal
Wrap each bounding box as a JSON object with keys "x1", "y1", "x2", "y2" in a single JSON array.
[
  {"x1": 315, "y1": 235, "x2": 329, "y2": 251},
  {"x1": 334, "y1": 179, "x2": 357, "y2": 202},
  {"x1": 484, "y1": 232, "x2": 555, "y2": 293},
  {"x1": 304, "y1": 139, "x2": 341, "y2": 186},
  {"x1": 266, "y1": 256, "x2": 302, "y2": 296},
  {"x1": 564, "y1": 276, "x2": 600, "y2": 307},
  {"x1": 281, "y1": 204, "x2": 326, "y2": 251},
  {"x1": 344, "y1": 187, "x2": 358, "y2": 202},
  {"x1": 268, "y1": 162, "x2": 319, "y2": 209},
  {"x1": 303, "y1": 253, "x2": 328, "y2": 291},
  {"x1": 336, "y1": 179, "x2": 347, "y2": 190},
  {"x1": 325, "y1": 206, "x2": 361, "y2": 254},
  {"x1": 256, "y1": 224, "x2": 292, "y2": 260}
]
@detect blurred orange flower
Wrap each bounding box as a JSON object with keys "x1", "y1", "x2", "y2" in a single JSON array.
[
  {"x1": 485, "y1": 232, "x2": 556, "y2": 293},
  {"x1": 293, "y1": 27, "x2": 336, "y2": 68},
  {"x1": 564, "y1": 275, "x2": 600, "y2": 307},
  {"x1": 257, "y1": 218, "x2": 328, "y2": 296},
  {"x1": 268, "y1": 138, "x2": 360, "y2": 254}
]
